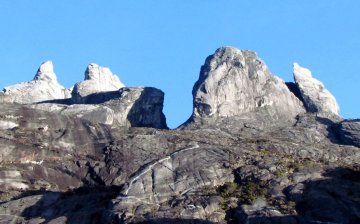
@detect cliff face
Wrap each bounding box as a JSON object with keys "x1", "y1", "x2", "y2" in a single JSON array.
[
  {"x1": 0, "y1": 47, "x2": 359, "y2": 224},
  {"x1": 191, "y1": 47, "x2": 304, "y2": 123}
]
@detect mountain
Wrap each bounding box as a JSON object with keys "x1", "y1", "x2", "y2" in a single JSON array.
[{"x1": 0, "y1": 47, "x2": 359, "y2": 224}]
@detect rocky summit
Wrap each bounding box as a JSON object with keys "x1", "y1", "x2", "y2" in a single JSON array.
[
  {"x1": 72, "y1": 63, "x2": 125, "y2": 104},
  {"x1": 1, "y1": 61, "x2": 70, "y2": 104},
  {"x1": 0, "y1": 46, "x2": 359, "y2": 224},
  {"x1": 186, "y1": 47, "x2": 305, "y2": 129}
]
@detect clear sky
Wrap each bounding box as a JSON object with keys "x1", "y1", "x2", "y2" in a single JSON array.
[{"x1": 0, "y1": 1, "x2": 359, "y2": 128}]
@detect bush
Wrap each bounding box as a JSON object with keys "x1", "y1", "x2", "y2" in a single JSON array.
[
  {"x1": 238, "y1": 182, "x2": 266, "y2": 204},
  {"x1": 219, "y1": 182, "x2": 239, "y2": 198}
]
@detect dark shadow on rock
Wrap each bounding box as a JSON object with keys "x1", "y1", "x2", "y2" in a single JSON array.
[
  {"x1": 36, "y1": 90, "x2": 122, "y2": 105},
  {"x1": 20, "y1": 186, "x2": 121, "y2": 224},
  {"x1": 36, "y1": 88, "x2": 168, "y2": 129},
  {"x1": 285, "y1": 166, "x2": 360, "y2": 224},
  {"x1": 337, "y1": 119, "x2": 360, "y2": 148},
  {"x1": 231, "y1": 211, "x2": 299, "y2": 224},
  {"x1": 227, "y1": 167, "x2": 360, "y2": 223},
  {"x1": 75, "y1": 90, "x2": 123, "y2": 105},
  {"x1": 127, "y1": 87, "x2": 168, "y2": 129},
  {"x1": 315, "y1": 116, "x2": 342, "y2": 144},
  {"x1": 135, "y1": 219, "x2": 214, "y2": 224},
  {"x1": 285, "y1": 82, "x2": 304, "y2": 106}
]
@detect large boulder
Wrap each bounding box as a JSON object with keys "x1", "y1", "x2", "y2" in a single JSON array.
[
  {"x1": 72, "y1": 63, "x2": 125, "y2": 103},
  {"x1": 1, "y1": 61, "x2": 70, "y2": 104},
  {"x1": 293, "y1": 63, "x2": 340, "y2": 116},
  {"x1": 189, "y1": 47, "x2": 305, "y2": 126},
  {"x1": 32, "y1": 87, "x2": 168, "y2": 129}
]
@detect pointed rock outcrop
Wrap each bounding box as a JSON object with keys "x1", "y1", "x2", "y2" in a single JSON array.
[
  {"x1": 293, "y1": 63, "x2": 340, "y2": 116},
  {"x1": 34, "y1": 60, "x2": 57, "y2": 81},
  {"x1": 71, "y1": 63, "x2": 125, "y2": 103},
  {"x1": 1, "y1": 61, "x2": 70, "y2": 104},
  {"x1": 188, "y1": 47, "x2": 305, "y2": 127}
]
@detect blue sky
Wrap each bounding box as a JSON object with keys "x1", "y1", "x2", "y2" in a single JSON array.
[{"x1": 0, "y1": 1, "x2": 359, "y2": 128}]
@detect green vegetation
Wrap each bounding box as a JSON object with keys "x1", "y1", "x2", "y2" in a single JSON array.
[
  {"x1": 219, "y1": 182, "x2": 239, "y2": 198},
  {"x1": 200, "y1": 185, "x2": 218, "y2": 196},
  {"x1": 272, "y1": 157, "x2": 315, "y2": 177},
  {"x1": 274, "y1": 168, "x2": 287, "y2": 177},
  {"x1": 218, "y1": 180, "x2": 268, "y2": 210},
  {"x1": 258, "y1": 149, "x2": 270, "y2": 156},
  {"x1": 268, "y1": 197, "x2": 297, "y2": 214},
  {"x1": 238, "y1": 181, "x2": 267, "y2": 204}
]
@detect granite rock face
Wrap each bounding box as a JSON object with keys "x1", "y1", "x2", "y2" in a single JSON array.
[
  {"x1": 113, "y1": 143, "x2": 234, "y2": 218},
  {"x1": 293, "y1": 63, "x2": 340, "y2": 116},
  {"x1": 189, "y1": 47, "x2": 305, "y2": 126},
  {"x1": 0, "y1": 47, "x2": 359, "y2": 224},
  {"x1": 338, "y1": 119, "x2": 360, "y2": 147},
  {"x1": 1, "y1": 61, "x2": 70, "y2": 104},
  {"x1": 31, "y1": 87, "x2": 168, "y2": 128},
  {"x1": 0, "y1": 103, "x2": 359, "y2": 224},
  {"x1": 72, "y1": 63, "x2": 125, "y2": 103},
  {"x1": 1, "y1": 61, "x2": 166, "y2": 128}
]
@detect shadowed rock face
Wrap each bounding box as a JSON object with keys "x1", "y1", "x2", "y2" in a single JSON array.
[
  {"x1": 338, "y1": 119, "x2": 360, "y2": 147},
  {"x1": 0, "y1": 47, "x2": 359, "y2": 224},
  {"x1": 189, "y1": 47, "x2": 305, "y2": 127},
  {"x1": 31, "y1": 87, "x2": 168, "y2": 129},
  {"x1": 293, "y1": 63, "x2": 340, "y2": 117}
]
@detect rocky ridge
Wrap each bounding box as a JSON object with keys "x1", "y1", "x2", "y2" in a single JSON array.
[
  {"x1": 1, "y1": 62, "x2": 167, "y2": 129},
  {"x1": 1, "y1": 61, "x2": 70, "y2": 104},
  {"x1": 0, "y1": 46, "x2": 359, "y2": 224}
]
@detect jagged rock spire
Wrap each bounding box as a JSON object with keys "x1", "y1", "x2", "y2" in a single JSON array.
[
  {"x1": 189, "y1": 46, "x2": 305, "y2": 125},
  {"x1": 71, "y1": 63, "x2": 125, "y2": 103},
  {"x1": 33, "y1": 60, "x2": 57, "y2": 82},
  {"x1": 1, "y1": 61, "x2": 70, "y2": 104},
  {"x1": 293, "y1": 63, "x2": 340, "y2": 116}
]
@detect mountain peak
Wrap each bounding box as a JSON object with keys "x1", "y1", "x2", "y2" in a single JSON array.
[
  {"x1": 187, "y1": 47, "x2": 305, "y2": 128},
  {"x1": 71, "y1": 63, "x2": 125, "y2": 103},
  {"x1": 33, "y1": 60, "x2": 57, "y2": 82}
]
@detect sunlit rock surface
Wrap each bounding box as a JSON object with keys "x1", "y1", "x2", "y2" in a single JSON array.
[
  {"x1": 0, "y1": 61, "x2": 166, "y2": 128},
  {"x1": 0, "y1": 48, "x2": 359, "y2": 224},
  {"x1": 1, "y1": 61, "x2": 70, "y2": 104},
  {"x1": 71, "y1": 63, "x2": 125, "y2": 103},
  {"x1": 186, "y1": 47, "x2": 305, "y2": 129},
  {"x1": 293, "y1": 63, "x2": 340, "y2": 116}
]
